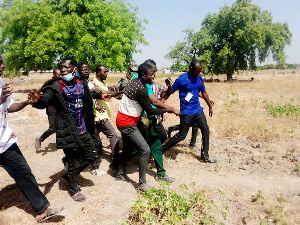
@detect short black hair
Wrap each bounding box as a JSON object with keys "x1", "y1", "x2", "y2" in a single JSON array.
[
  {"x1": 190, "y1": 59, "x2": 202, "y2": 69},
  {"x1": 62, "y1": 56, "x2": 77, "y2": 67},
  {"x1": 138, "y1": 63, "x2": 152, "y2": 78},
  {"x1": 78, "y1": 62, "x2": 88, "y2": 70},
  {"x1": 144, "y1": 59, "x2": 156, "y2": 66},
  {"x1": 95, "y1": 65, "x2": 106, "y2": 73}
]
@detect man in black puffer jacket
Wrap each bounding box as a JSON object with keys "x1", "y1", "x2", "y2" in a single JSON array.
[{"x1": 29, "y1": 57, "x2": 103, "y2": 202}]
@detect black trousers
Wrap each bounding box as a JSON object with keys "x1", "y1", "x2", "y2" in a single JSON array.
[
  {"x1": 162, "y1": 111, "x2": 210, "y2": 158},
  {"x1": 0, "y1": 143, "x2": 50, "y2": 214},
  {"x1": 39, "y1": 113, "x2": 57, "y2": 142},
  {"x1": 63, "y1": 132, "x2": 97, "y2": 194}
]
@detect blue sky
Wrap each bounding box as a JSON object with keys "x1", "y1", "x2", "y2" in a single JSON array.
[{"x1": 125, "y1": 0, "x2": 300, "y2": 69}]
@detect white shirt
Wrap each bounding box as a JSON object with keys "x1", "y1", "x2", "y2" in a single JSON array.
[{"x1": 0, "y1": 78, "x2": 17, "y2": 154}]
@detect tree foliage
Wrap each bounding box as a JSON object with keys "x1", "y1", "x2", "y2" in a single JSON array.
[
  {"x1": 166, "y1": 0, "x2": 292, "y2": 80},
  {"x1": 0, "y1": 0, "x2": 147, "y2": 72}
]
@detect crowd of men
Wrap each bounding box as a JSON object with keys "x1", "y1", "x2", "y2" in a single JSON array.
[{"x1": 0, "y1": 54, "x2": 216, "y2": 222}]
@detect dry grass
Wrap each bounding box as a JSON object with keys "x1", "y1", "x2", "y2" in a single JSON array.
[{"x1": 5, "y1": 71, "x2": 300, "y2": 144}]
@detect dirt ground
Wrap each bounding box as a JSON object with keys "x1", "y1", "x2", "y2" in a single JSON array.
[{"x1": 0, "y1": 72, "x2": 300, "y2": 225}]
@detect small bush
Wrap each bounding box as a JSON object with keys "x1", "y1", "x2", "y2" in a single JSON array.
[{"x1": 125, "y1": 183, "x2": 227, "y2": 225}]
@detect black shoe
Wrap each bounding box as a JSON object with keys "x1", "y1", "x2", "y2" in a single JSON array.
[
  {"x1": 115, "y1": 174, "x2": 130, "y2": 182},
  {"x1": 200, "y1": 157, "x2": 217, "y2": 163},
  {"x1": 189, "y1": 143, "x2": 196, "y2": 148}
]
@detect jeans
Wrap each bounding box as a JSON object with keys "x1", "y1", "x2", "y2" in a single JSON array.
[
  {"x1": 39, "y1": 113, "x2": 57, "y2": 142},
  {"x1": 117, "y1": 126, "x2": 150, "y2": 184},
  {"x1": 92, "y1": 118, "x2": 120, "y2": 169},
  {"x1": 63, "y1": 132, "x2": 97, "y2": 194},
  {"x1": 0, "y1": 143, "x2": 50, "y2": 214},
  {"x1": 162, "y1": 111, "x2": 210, "y2": 159}
]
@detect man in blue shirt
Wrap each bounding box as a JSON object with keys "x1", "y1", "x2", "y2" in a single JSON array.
[{"x1": 162, "y1": 59, "x2": 216, "y2": 163}]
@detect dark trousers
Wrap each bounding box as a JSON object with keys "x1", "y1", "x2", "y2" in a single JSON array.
[
  {"x1": 162, "y1": 111, "x2": 210, "y2": 158},
  {"x1": 156, "y1": 121, "x2": 168, "y2": 144},
  {"x1": 0, "y1": 143, "x2": 50, "y2": 214},
  {"x1": 168, "y1": 124, "x2": 199, "y2": 145},
  {"x1": 117, "y1": 126, "x2": 150, "y2": 184},
  {"x1": 39, "y1": 113, "x2": 57, "y2": 142},
  {"x1": 92, "y1": 118, "x2": 120, "y2": 169},
  {"x1": 63, "y1": 132, "x2": 96, "y2": 194}
]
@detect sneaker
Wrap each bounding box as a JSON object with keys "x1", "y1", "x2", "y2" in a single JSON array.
[
  {"x1": 71, "y1": 191, "x2": 86, "y2": 202},
  {"x1": 200, "y1": 157, "x2": 217, "y2": 163},
  {"x1": 156, "y1": 175, "x2": 175, "y2": 183},
  {"x1": 35, "y1": 137, "x2": 41, "y2": 151},
  {"x1": 137, "y1": 182, "x2": 152, "y2": 192},
  {"x1": 90, "y1": 168, "x2": 106, "y2": 176}
]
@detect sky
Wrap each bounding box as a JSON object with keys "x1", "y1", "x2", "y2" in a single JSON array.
[{"x1": 125, "y1": 0, "x2": 300, "y2": 69}]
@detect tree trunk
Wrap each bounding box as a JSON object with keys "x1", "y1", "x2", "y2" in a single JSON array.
[{"x1": 227, "y1": 73, "x2": 233, "y2": 81}]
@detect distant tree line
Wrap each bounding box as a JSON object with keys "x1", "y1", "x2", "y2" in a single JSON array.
[{"x1": 166, "y1": 0, "x2": 292, "y2": 81}]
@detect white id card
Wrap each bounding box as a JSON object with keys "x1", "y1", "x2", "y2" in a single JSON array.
[{"x1": 185, "y1": 92, "x2": 193, "y2": 102}]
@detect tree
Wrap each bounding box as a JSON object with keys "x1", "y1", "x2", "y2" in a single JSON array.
[
  {"x1": 0, "y1": 0, "x2": 147, "y2": 73},
  {"x1": 166, "y1": 0, "x2": 292, "y2": 81}
]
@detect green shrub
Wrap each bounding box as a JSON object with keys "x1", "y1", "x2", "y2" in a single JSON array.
[{"x1": 125, "y1": 183, "x2": 227, "y2": 225}]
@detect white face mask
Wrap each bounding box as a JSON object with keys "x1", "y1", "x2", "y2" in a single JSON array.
[{"x1": 61, "y1": 68, "x2": 76, "y2": 82}]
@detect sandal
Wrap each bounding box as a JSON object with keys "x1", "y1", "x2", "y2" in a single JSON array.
[{"x1": 37, "y1": 207, "x2": 64, "y2": 223}]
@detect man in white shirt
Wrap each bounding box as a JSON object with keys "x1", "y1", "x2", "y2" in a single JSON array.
[{"x1": 0, "y1": 55, "x2": 61, "y2": 222}]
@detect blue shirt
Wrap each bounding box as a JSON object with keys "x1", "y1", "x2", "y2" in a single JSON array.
[
  {"x1": 59, "y1": 79, "x2": 87, "y2": 134},
  {"x1": 172, "y1": 72, "x2": 205, "y2": 115}
]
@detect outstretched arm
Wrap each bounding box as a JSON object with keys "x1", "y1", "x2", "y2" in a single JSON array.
[
  {"x1": 201, "y1": 90, "x2": 213, "y2": 117},
  {"x1": 8, "y1": 101, "x2": 30, "y2": 113}
]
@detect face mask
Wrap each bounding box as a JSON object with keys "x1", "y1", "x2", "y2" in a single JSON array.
[{"x1": 61, "y1": 68, "x2": 76, "y2": 82}]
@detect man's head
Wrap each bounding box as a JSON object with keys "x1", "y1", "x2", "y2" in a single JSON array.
[
  {"x1": 96, "y1": 65, "x2": 108, "y2": 81},
  {"x1": 144, "y1": 59, "x2": 157, "y2": 78},
  {"x1": 189, "y1": 59, "x2": 203, "y2": 78},
  {"x1": 138, "y1": 63, "x2": 155, "y2": 84},
  {"x1": 78, "y1": 62, "x2": 90, "y2": 80},
  {"x1": 60, "y1": 57, "x2": 77, "y2": 82},
  {"x1": 0, "y1": 55, "x2": 5, "y2": 77},
  {"x1": 52, "y1": 68, "x2": 60, "y2": 78}
]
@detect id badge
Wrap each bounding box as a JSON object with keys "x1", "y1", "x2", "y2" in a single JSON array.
[{"x1": 185, "y1": 92, "x2": 193, "y2": 102}]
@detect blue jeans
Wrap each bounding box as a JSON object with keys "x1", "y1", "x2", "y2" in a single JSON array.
[
  {"x1": 162, "y1": 111, "x2": 210, "y2": 159},
  {"x1": 0, "y1": 143, "x2": 50, "y2": 214}
]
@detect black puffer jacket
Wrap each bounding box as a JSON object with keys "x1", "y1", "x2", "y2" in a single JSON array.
[{"x1": 32, "y1": 77, "x2": 95, "y2": 150}]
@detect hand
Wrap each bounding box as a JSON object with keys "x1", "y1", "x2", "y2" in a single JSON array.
[
  {"x1": 166, "y1": 106, "x2": 174, "y2": 113},
  {"x1": 0, "y1": 83, "x2": 12, "y2": 104},
  {"x1": 27, "y1": 89, "x2": 43, "y2": 104},
  {"x1": 95, "y1": 105, "x2": 105, "y2": 113},
  {"x1": 110, "y1": 85, "x2": 119, "y2": 92},
  {"x1": 93, "y1": 88, "x2": 102, "y2": 95},
  {"x1": 165, "y1": 77, "x2": 172, "y2": 86},
  {"x1": 173, "y1": 109, "x2": 181, "y2": 116},
  {"x1": 209, "y1": 106, "x2": 213, "y2": 117},
  {"x1": 102, "y1": 93, "x2": 112, "y2": 102}
]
